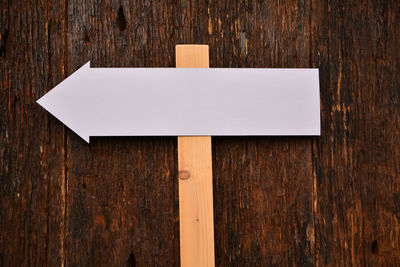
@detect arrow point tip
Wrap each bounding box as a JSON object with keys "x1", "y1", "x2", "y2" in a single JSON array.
[{"x1": 36, "y1": 95, "x2": 46, "y2": 108}]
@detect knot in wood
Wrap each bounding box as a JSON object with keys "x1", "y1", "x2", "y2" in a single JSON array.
[{"x1": 178, "y1": 170, "x2": 191, "y2": 180}]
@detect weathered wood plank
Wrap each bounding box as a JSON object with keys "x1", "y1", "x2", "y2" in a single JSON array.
[
  {"x1": 65, "y1": 1, "x2": 185, "y2": 266},
  {"x1": 0, "y1": 0, "x2": 67, "y2": 266},
  {"x1": 204, "y1": 1, "x2": 315, "y2": 266},
  {"x1": 312, "y1": 0, "x2": 400, "y2": 265}
]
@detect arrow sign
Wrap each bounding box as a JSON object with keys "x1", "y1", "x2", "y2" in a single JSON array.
[
  {"x1": 37, "y1": 62, "x2": 320, "y2": 142},
  {"x1": 37, "y1": 44, "x2": 320, "y2": 267}
]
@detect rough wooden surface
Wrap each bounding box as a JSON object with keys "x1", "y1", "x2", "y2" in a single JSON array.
[
  {"x1": 1, "y1": 1, "x2": 399, "y2": 266},
  {"x1": 311, "y1": 1, "x2": 400, "y2": 265},
  {"x1": 0, "y1": 1, "x2": 67, "y2": 266}
]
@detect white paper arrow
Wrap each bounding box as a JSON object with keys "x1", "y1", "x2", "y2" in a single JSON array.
[{"x1": 37, "y1": 62, "x2": 320, "y2": 142}]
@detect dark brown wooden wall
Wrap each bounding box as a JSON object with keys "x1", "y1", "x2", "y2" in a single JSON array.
[{"x1": 1, "y1": 0, "x2": 399, "y2": 266}]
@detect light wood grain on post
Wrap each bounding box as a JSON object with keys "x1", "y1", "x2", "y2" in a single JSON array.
[{"x1": 176, "y1": 45, "x2": 215, "y2": 267}]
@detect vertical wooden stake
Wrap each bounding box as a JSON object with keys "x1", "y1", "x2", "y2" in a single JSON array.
[{"x1": 176, "y1": 45, "x2": 215, "y2": 267}]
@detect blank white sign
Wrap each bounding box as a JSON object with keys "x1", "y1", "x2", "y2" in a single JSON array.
[{"x1": 37, "y1": 62, "x2": 320, "y2": 142}]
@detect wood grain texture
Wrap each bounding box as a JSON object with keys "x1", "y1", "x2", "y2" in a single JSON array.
[
  {"x1": 1, "y1": 0, "x2": 399, "y2": 266},
  {"x1": 65, "y1": 1, "x2": 181, "y2": 266},
  {"x1": 0, "y1": 0, "x2": 67, "y2": 266},
  {"x1": 207, "y1": 1, "x2": 315, "y2": 266},
  {"x1": 311, "y1": 1, "x2": 400, "y2": 266},
  {"x1": 178, "y1": 136, "x2": 214, "y2": 267},
  {"x1": 176, "y1": 45, "x2": 214, "y2": 267}
]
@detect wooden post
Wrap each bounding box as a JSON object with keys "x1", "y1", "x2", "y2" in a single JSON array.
[{"x1": 176, "y1": 45, "x2": 215, "y2": 267}]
